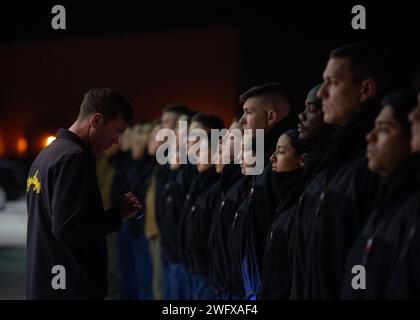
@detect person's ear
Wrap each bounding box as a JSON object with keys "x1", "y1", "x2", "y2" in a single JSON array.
[
  {"x1": 266, "y1": 110, "x2": 277, "y2": 127},
  {"x1": 299, "y1": 153, "x2": 307, "y2": 168},
  {"x1": 360, "y1": 79, "x2": 377, "y2": 102},
  {"x1": 90, "y1": 113, "x2": 103, "y2": 128}
]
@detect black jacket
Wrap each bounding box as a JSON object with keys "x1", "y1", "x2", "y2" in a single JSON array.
[
  {"x1": 237, "y1": 115, "x2": 296, "y2": 298},
  {"x1": 386, "y1": 205, "x2": 420, "y2": 299},
  {"x1": 288, "y1": 131, "x2": 335, "y2": 299},
  {"x1": 260, "y1": 169, "x2": 305, "y2": 300},
  {"x1": 290, "y1": 97, "x2": 382, "y2": 299},
  {"x1": 226, "y1": 183, "x2": 254, "y2": 297},
  {"x1": 159, "y1": 164, "x2": 197, "y2": 262},
  {"x1": 26, "y1": 129, "x2": 122, "y2": 299},
  {"x1": 341, "y1": 156, "x2": 420, "y2": 299},
  {"x1": 155, "y1": 164, "x2": 172, "y2": 234},
  {"x1": 182, "y1": 167, "x2": 221, "y2": 274},
  {"x1": 208, "y1": 164, "x2": 251, "y2": 295}
]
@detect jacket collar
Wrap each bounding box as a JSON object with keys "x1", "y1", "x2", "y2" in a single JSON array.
[
  {"x1": 252, "y1": 113, "x2": 296, "y2": 163},
  {"x1": 56, "y1": 128, "x2": 93, "y2": 156},
  {"x1": 327, "y1": 95, "x2": 383, "y2": 164}
]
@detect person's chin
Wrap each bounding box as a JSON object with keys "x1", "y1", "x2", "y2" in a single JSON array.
[
  {"x1": 298, "y1": 130, "x2": 307, "y2": 140},
  {"x1": 367, "y1": 158, "x2": 379, "y2": 174},
  {"x1": 411, "y1": 136, "x2": 420, "y2": 154},
  {"x1": 323, "y1": 113, "x2": 333, "y2": 124}
]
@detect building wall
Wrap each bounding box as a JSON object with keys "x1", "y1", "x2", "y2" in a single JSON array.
[{"x1": 0, "y1": 27, "x2": 239, "y2": 159}]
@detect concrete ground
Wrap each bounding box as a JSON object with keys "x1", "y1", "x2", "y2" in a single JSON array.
[{"x1": 0, "y1": 199, "x2": 27, "y2": 300}]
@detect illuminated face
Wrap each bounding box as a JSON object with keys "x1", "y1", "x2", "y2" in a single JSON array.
[
  {"x1": 240, "y1": 134, "x2": 256, "y2": 175},
  {"x1": 187, "y1": 121, "x2": 208, "y2": 162},
  {"x1": 297, "y1": 101, "x2": 325, "y2": 142},
  {"x1": 239, "y1": 97, "x2": 269, "y2": 136},
  {"x1": 366, "y1": 105, "x2": 411, "y2": 177},
  {"x1": 318, "y1": 57, "x2": 364, "y2": 126},
  {"x1": 214, "y1": 122, "x2": 242, "y2": 174},
  {"x1": 196, "y1": 139, "x2": 213, "y2": 172},
  {"x1": 270, "y1": 134, "x2": 303, "y2": 173},
  {"x1": 161, "y1": 111, "x2": 178, "y2": 130},
  {"x1": 409, "y1": 93, "x2": 420, "y2": 153},
  {"x1": 214, "y1": 136, "x2": 225, "y2": 174}
]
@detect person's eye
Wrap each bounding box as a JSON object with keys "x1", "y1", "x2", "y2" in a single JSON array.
[
  {"x1": 308, "y1": 107, "x2": 316, "y2": 113},
  {"x1": 378, "y1": 125, "x2": 390, "y2": 133}
]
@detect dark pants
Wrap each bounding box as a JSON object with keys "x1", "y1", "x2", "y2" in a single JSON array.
[
  {"x1": 189, "y1": 273, "x2": 216, "y2": 300},
  {"x1": 162, "y1": 257, "x2": 190, "y2": 299},
  {"x1": 118, "y1": 222, "x2": 153, "y2": 299}
]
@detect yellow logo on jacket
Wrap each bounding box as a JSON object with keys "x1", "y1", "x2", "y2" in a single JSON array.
[{"x1": 27, "y1": 170, "x2": 41, "y2": 194}]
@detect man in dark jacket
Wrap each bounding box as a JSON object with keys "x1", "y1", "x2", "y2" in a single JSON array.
[
  {"x1": 234, "y1": 83, "x2": 296, "y2": 299},
  {"x1": 292, "y1": 43, "x2": 390, "y2": 299},
  {"x1": 26, "y1": 88, "x2": 140, "y2": 299}
]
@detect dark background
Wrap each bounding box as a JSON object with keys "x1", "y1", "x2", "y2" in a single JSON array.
[{"x1": 1, "y1": 1, "x2": 419, "y2": 160}]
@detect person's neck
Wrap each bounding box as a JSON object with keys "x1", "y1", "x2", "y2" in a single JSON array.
[{"x1": 69, "y1": 121, "x2": 90, "y2": 151}]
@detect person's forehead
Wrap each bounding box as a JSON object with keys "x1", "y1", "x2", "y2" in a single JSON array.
[
  {"x1": 189, "y1": 121, "x2": 206, "y2": 131},
  {"x1": 277, "y1": 134, "x2": 290, "y2": 146},
  {"x1": 377, "y1": 105, "x2": 396, "y2": 122},
  {"x1": 324, "y1": 57, "x2": 352, "y2": 76},
  {"x1": 162, "y1": 112, "x2": 177, "y2": 120},
  {"x1": 243, "y1": 96, "x2": 264, "y2": 110}
]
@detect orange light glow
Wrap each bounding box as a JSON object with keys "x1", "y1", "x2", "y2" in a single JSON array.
[
  {"x1": 45, "y1": 136, "x2": 56, "y2": 147},
  {"x1": 17, "y1": 138, "x2": 28, "y2": 154}
]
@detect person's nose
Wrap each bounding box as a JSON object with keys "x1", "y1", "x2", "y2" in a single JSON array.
[
  {"x1": 270, "y1": 152, "x2": 276, "y2": 163},
  {"x1": 317, "y1": 83, "x2": 327, "y2": 99},
  {"x1": 409, "y1": 106, "x2": 420, "y2": 123},
  {"x1": 239, "y1": 114, "x2": 246, "y2": 126},
  {"x1": 298, "y1": 110, "x2": 307, "y2": 122},
  {"x1": 366, "y1": 129, "x2": 375, "y2": 143}
]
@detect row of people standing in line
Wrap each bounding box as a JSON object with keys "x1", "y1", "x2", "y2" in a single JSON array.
[{"x1": 102, "y1": 42, "x2": 420, "y2": 299}]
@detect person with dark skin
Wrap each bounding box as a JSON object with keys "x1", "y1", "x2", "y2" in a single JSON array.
[
  {"x1": 288, "y1": 84, "x2": 335, "y2": 299},
  {"x1": 341, "y1": 88, "x2": 419, "y2": 299},
  {"x1": 26, "y1": 88, "x2": 140, "y2": 299},
  {"x1": 297, "y1": 83, "x2": 337, "y2": 179},
  {"x1": 292, "y1": 43, "x2": 390, "y2": 299},
  {"x1": 260, "y1": 84, "x2": 336, "y2": 300}
]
